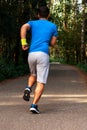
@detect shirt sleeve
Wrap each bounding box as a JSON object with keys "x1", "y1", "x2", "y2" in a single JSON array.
[
  {"x1": 27, "y1": 21, "x2": 32, "y2": 28},
  {"x1": 52, "y1": 25, "x2": 58, "y2": 37}
]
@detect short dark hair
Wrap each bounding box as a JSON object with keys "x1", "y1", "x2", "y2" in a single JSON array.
[{"x1": 38, "y1": 6, "x2": 49, "y2": 18}]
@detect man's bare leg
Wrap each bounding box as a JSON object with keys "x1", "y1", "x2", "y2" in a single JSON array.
[
  {"x1": 23, "y1": 75, "x2": 36, "y2": 101},
  {"x1": 30, "y1": 82, "x2": 44, "y2": 113},
  {"x1": 28, "y1": 75, "x2": 36, "y2": 88},
  {"x1": 33, "y1": 82, "x2": 44, "y2": 104}
]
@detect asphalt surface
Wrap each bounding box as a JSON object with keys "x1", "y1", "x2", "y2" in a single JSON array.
[{"x1": 0, "y1": 63, "x2": 87, "y2": 130}]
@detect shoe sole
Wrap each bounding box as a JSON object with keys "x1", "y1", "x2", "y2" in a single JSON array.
[
  {"x1": 23, "y1": 90, "x2": 30, "y2": 101},
  {"x1": 30, "y1": 108, "x2": 40, "y2": 114}
]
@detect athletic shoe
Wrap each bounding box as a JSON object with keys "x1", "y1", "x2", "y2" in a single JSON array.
[
  {"x1": 30, "y1": 104, "x2": 40, "y2": 114},
  {"x1": 23, "y1": 87, "x2": 32, "y2": 101}
]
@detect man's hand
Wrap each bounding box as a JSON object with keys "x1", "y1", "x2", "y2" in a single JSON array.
[{"x1": 22, "y1": 45, "x2": 29, "y2": 51}]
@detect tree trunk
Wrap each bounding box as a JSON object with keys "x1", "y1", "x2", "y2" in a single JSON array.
[{"x1": 81, "y1": 0, "x2": 86, "y2": 63}]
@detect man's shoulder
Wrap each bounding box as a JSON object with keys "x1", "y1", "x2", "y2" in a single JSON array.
[{"x1": 47, "y1": 20, "x2": 57, "y2": 26}]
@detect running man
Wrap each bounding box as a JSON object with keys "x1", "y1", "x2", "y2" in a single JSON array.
[{"x1": 20, "y1": 6, "x2": 58, "y2": 114}]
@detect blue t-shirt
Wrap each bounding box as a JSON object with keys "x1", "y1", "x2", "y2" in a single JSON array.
[{"x1": 27, "y1": 19, "x2": 58, "y2": 54}]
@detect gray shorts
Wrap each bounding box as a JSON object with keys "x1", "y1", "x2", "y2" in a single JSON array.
[{"x1": 28, "y1": 52, "x2": 49, "y2": 84}]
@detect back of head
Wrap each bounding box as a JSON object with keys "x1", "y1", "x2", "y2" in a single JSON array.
[{"x1": 38, "y1": 6, "x2": 49, "y2": 18}]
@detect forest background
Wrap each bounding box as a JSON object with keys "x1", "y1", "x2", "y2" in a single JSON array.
[{"x1": 0, "y1": 0, "x2": 87, "y2": 81}]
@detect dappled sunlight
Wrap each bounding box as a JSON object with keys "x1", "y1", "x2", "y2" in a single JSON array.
[
  {"x1": 0, "y1": 94, "x2": 87, "y2": 106},
  {"x1": 42, "y1": 94, "x2": 87, "y2": 98},
  {"x1": 42, "y1": 94, "x2": 87, "y2": 103},
  {"x1": 71, "y1": 80, "x2": 84, "y2": 83},
  {"x1": 0, "y1": 101, "x2": 23, "y2": 106}
]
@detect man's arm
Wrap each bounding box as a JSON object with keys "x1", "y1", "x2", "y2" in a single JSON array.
[
  {"x1": 20, "y1": 23, "x2": 30, "y2": 50},
  {"x1": 50, "y1": 36, "x2": 57, "y2": 46}
]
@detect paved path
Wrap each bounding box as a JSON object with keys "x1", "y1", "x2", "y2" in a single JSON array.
[{"x1": 0, "y1": 64, "x2": 87, "y2": 130}]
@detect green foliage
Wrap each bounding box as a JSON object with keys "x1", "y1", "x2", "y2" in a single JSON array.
[
  {"x1": 50, "y1": 57, "x2": 59, "y2": 63},
  {"x1": 0, "y1": 0, "x2": 47, "y2": 62},
  {"x1": 0, "y1": 60, "x2": 29, "y2": 81},
  {"x1": 50, "y1": 0, "x2": 87, "y2": 65},
  {"x1": 0, "y1": 0, "x2": 87, "y2": 81},
  {"x1": 0, "y1": 0, "x2": 48, "y2": 81},
  {"x1": 77, "y1": 63, "x2": 87, "y2": 72}
]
